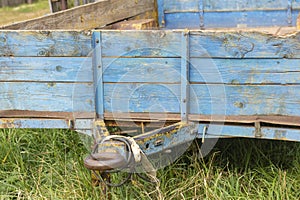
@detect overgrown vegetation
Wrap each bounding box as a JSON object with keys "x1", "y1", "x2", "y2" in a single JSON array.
[
  {"x1": 0, "y1": 129, "x2": 299, "y2": 199},
  {"x1": 0, "y1": 0, "x2": 49, "y2": 26}
]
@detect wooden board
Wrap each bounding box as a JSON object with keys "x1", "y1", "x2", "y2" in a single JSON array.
[
  {"x1": 1, "y1": 29, "x2": 300, "y2": 131},
  {"x1": 0, "y1": 31, "x2": 92, "y2": 57},
  {"x1": 0, "y1": 0, "x2": 154, "y2": 30},
  {"x1": 101, "y1": 30, "x2": 300, "y2": 59},
  {"x1": 0, "y1": 57, "x2": 92, "y2": 82},
  {"x1": 158, "y1": 0, "x2": 300, "y2": 28},
  {"x1": 102, "y1": 83, "x2": 300, "y2": 117},
  {"x1": 0, "y1": 82, "x2": 94, "y2": 112},
  {"x1": 102, "y1": 57, "x2": 300, "y2": 84},
  {"x1": 101, "y1": 31, "x2": 182, "y2": 57},
  {"x1": 110, "y1": 19, "x2": 157, "y2": 30}
]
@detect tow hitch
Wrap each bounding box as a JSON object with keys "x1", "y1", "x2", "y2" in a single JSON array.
[{"x1": 84, "y1": 121, "x2": 198, "y2": 186}]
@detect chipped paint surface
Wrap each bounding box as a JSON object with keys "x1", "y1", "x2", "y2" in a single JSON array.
[
  {"x1": 1, "y1": 29, "x2": 300, "y2": 142},
  {"x1": 0, "y1": 119, "x2": 71, "y2": 129}
]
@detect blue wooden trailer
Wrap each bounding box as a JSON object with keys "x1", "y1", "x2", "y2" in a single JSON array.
[{"x1": 1, "y1": 0, "x2": 300, "y2": 185}]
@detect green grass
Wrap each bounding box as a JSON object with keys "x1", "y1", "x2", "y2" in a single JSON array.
[
  {"x1": 0, "y1": 0, "x2": 50, "y2": 26},
  {"x1": 0, "y1": 129, "x2": 299, "y2": 199}
]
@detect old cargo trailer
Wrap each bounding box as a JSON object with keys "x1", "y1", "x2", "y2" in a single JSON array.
[{"x1": 1, "y1": 0, "x2": 300, "y2": 185}]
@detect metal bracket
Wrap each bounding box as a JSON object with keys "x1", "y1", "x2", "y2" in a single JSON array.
[
  {"x1": 255, "y1": 121, "x2": 262, "y2": 137},
  {"x1": 181, "y1": 31, "x2": 190, "y2": 122},
  {"x1": 92, "y1": 32, "x2": 104, "y2": 119},
  {"x1": 287, "y1": 0, "x2": 292, "y2": 25},
  {"x1": 202, "y1": 125, "x2": 208, "y2": 143},
  {"x1": 157, "y1": 0, "x2": 165, "y2": 28},
  {"x1": 198, "y1": 0, "x2": 204, "y2": 28}
]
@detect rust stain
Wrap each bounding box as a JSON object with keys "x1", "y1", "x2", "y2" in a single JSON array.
[
  {"x1": 274, "y1": 129, "x2": 287, "y2": 140},
  {"x1": 0, "y1": 119, "x2": 16, "y2": 128}
]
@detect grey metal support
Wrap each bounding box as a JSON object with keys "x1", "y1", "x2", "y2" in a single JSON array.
[
  {"x1": 198, "y1": 0, "x2": 204, "y2": 28},
  {"x1": 92, "y1": 31, "x2": 104, "y2": 119},
  {"x1": 180, "y1": 31, "x2": 190, "y2": 122},
  {"x1": 158, "y1": 0, "x2": 165, "y2": 27},
  {"x1": 287, "y1": 0, "x2": 292, "y2": 25}
]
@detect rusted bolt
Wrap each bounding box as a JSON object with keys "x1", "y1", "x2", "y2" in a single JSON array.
[{"x1": 95, "y1": 39, "x2": 99, "y2": 44}]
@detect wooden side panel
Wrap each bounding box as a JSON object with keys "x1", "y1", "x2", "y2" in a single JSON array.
[
  {"x1": 100, "y1": 30, "x2": 300, "y2": 125},
  {"x1": 0, "y1": 31, "x2": 95, "y2": 119},
  {"x1": 1, "y1": 0, "x2": 155, "y2": 30}
]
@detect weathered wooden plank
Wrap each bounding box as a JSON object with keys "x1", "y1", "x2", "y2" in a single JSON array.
[
  {"x1": 1, "y1": 0, "x2": 154, "y2": 30},
  {"x1": 0, "y1": 110, "x2": 94, "y2": 119},
  {"x1": 102, "y1": 57, "x2": 300, "y2": 84},
  {"x1": 0, "y1": 31, "x2": 92, "y2": 57},
  {"x1": 190, "y1": 84, "x2": 300, "y2": 116},
  {"x1": 103, "y1": 83, "x2": 300, "y2": 117},
  {"x1": 102, "y1": 58, "x2": 180, "y2": 83},
  {"x1": 0, "y1": 118, "x2": 70, "y2": 129},
  {"x1": 190, "y1": 58, "x2": 300, "y2": 84},
  {"x1": 164, "y1": 11, "x2": 299, "y2": 28},
  {"x1": 101, "y1": 30, "x2": 300, "y2": 59},
  {"x1": 0, "y1": 57, "x2": 92, "y2": 82},
  {"x1": 163, "y1": 0, "x2": 300, "y2": 12},
  {"x1": 190, "y1": 31, "x2": 300, "y2": 58},
  {"x1": 0, "y1": 82, "x2": 94, "y2": 112},
  {"x1": 103, "y1": 83, "x2": 180, "y2": 113},
  {"x1": 101, "y1": 31, "x2": 181, "y2": 57},
  {"x1": 110, "y1": 19, "x2": 157, "y2": 30}
]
